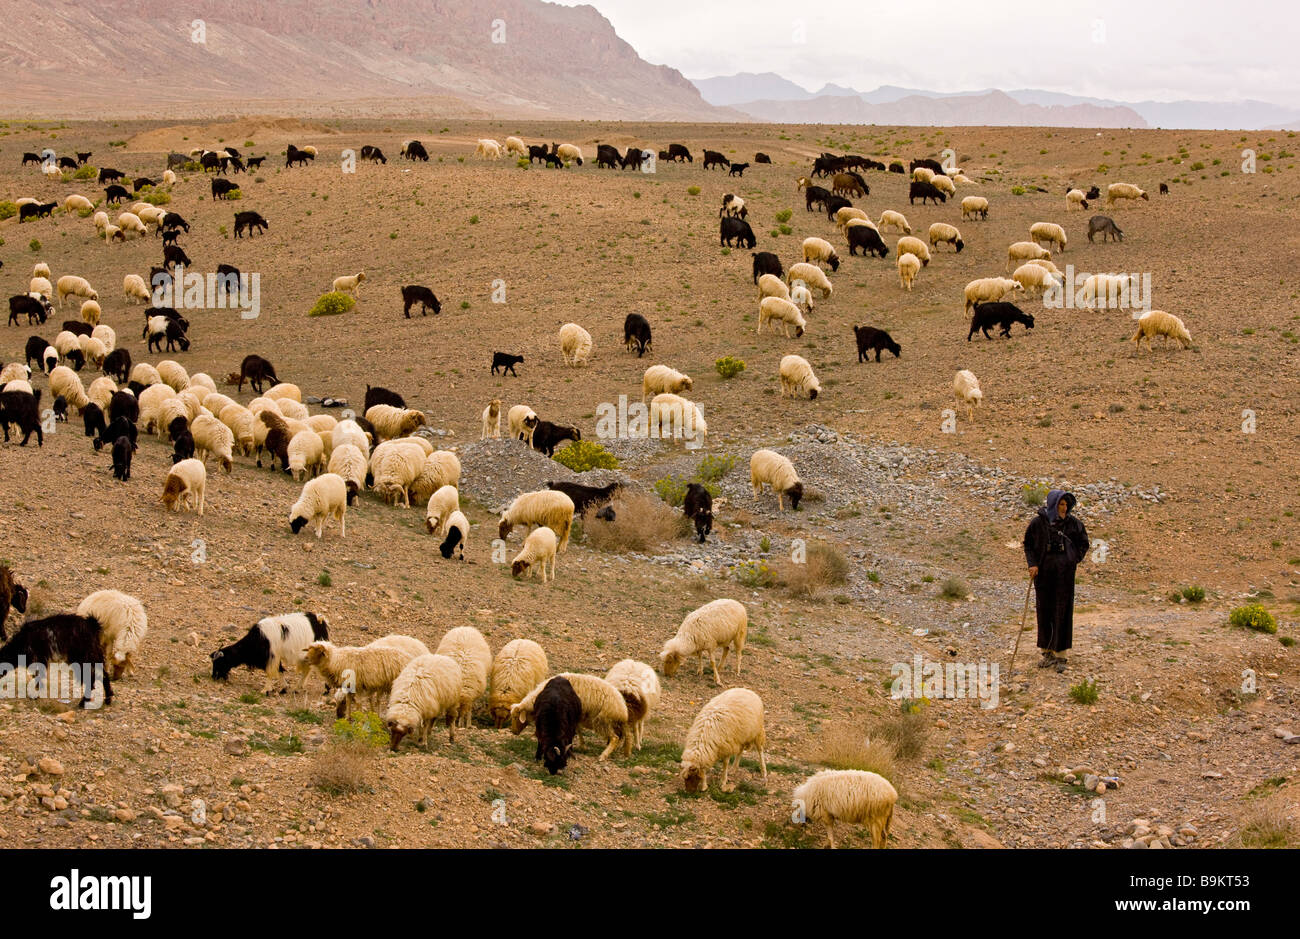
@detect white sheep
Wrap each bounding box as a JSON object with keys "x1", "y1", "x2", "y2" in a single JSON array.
[
  {"x1": 78, "y1": 335, "x2": 106, "y2": 369},
  {"x1": 750, "y1": 448, "x2": 803, "y2": 511},
  {"x1": 488, "y1": 639, "x2": 549, "y2": 727},
  {"x1": 306, "y1": 635, "x2": 430, "y2": 718},
  {"x1": 877, "y1": 209, "x2": 912, "y2": 235},
  {"x1": 680, "y1": 687, "x2": 767, "y2": 792},
  {"x1": 504, "y1": 136, "x2": 527, "y2": 157},
  {"x1": 48, "y1": 365, "x2": 89, "y2": 412},
  {"x1": 0, "y1": 364, "x2": 31, "y2": 385},
  {"x1": 928, "y1": 222, "x2": 964, "y2": 252},
  {"x1": 103, "y1": 224, "x2": 124, "y2": 243},
  {"x1": 265, "y1": 382, "x2": 302, "y2": 404},
  {"x1": 559, "y1": 323, "x2": 593, "y2": 366},
  {"x1": 76, "y1": 590, "x2": 148, "y2": 680},
  {"x1": 1030, "y1": 221, "x2": 1067, "y2": 253},
  {"x1": 1006, "y1": 241, "x2": 1051, "y2": 271},
  {"x1": 789, "y1": 281, "x2": 815, "y2": 315},
  {"x1": 1078, "y1": 272, "x2": 1139, "y2": 308},
  {"x1": 1131, "y1": 310, "x2": 1192, "y2": 351},
  {"x1": 365, "y1": 404, "x2": 427, "y2": 441},
  {"x1": 964, "y1": 277, "x2": 1023, "y2": 313},
  {"x1": 480, "y1": 398, "x2": 502, "y2": 439},
  {"x1": 439, "y1": 510, "x2": 468, "y2": 559},
  {"x1": 410, "y1": 451, "x2": 461, "y2": 505},
  {"x1": 161, "y1": 458, "x2": 207, "y2": 515},
  {"x1": 793, "y1": 769, "x2": 898, "y2": 848},
  {"x1": 369, "y1": 441, "x2": 425, "y2": 507},
  {"x1": 191, "y1": 414, "x2": 235, "y2": 473},
  {"x1": 424, "y1": 485, "x2": 460, "y2": 536},
  {"x1": 604, "y1": 659, "x2": 660, "y2": 751},
  {"x1": 1027, "y1": 257, "x2": 1063, "y2": 278},
  {"x1": 289, "y1": 472, "x2": 348, "y2": 538},
  {"x1": 332, "y1": 418, "x2": 370, "y2": 457},
  {"x1": 834, "y1": 206, "x2": 872, "y2": 230},
  {"x1": 29, "y1": 277, "x2": 53, "y2": 301},
  {"x1": 32, "y1": 262, "x2": 51, "y2": 280},
  {"x1": 156, "y1": 359, "x2": 189, "y2": 392},
  {"x1": 650, "y1": 393, "x2": 707, "y2": 447},
  {"x1": 659, "y1": 598, "x2": 748, "y2": 684},
  {"x1": 63, "y1": 194, "x2": 93, "y2": 214},
  {"x1": 91, "y1": 324, "x2": 116, "y2": 352},
  {"x1": 92, "y1": 211, "x2": 109, "y2": 232},
  {"x1": 331, "y1": 271, "x2": 366, "y2": 296},
  {"x1": 475, "y1": 139, "x2": 503, "y2": 159},
  {"x1": 801, "y1": 237, "x2": 840, "y2": 272},
  {"x1": 758, "y1": 296, "x2": 806, "y2": 338},
  {"x1": 912, "y1": 166, "x2": 935, "y2": 183},
  {"x1": 1106, "y1": 182, "x2": 1148, "y2": 204},
  {"x1": 757, "y1": 273, "x2": 791, "y2": 303},
  {"x1": 931, "y1": 175, "x2": 956, "y2": 197},
  {"x1": 779, "y1": 354, "x2": 821, "y2": 400},
  {"x1": 641, "y1": 365, "x2": 693, "y2": 403},
  {"x1": 785, "y1": 262, "x2": 832, "y2": 299},
  {"x1": 123, "y1": 273, "x2": 151, "y2": 304},
  {"x1": 326, "y1": 444, "x2": 366, "y2": 502},
  {"x1": 287, "y1": 429, "x2": 326, "y2": 482},
  {"x1": 511, "y1": 526, "x2": 558, "y2": 583},
  {"x1": 385, "y1": 653, "x2": 465, "y2": 748},
  {"x1": 162, "y1": 169, "x2": 177, "y2": 186},
  {"x1": 953, "y1": 369, "x2": 983, "y2": 420},
  {"x1": 1011, "y1": 263, "x2": 1062, "y2": 296},
  {"x1": 116, "y1": 212, "x2": 147, "y2": 238},
  {"x1": 961, "y1": 196, "x2": 989, "y2": 220},
  {"x1": 896, "y1": 236, "x2": 931, "y2": 267},
  {"x1": 897, "y1": 252, "x2": 921, "y2": 291},
  {"x1": 507, "y1": 404, "x2": 539, "y2": 444},
  {"x1": 1066, "y1": 188, "x2": 1088, "y2": 211},
  {"x1": 555, "y1": 144, "x2": 583, "y2": 166},
  {"x1": 435, "y1": 626, "x2": 493, "y2": 728},
  {"x1": 498, "y1": 490, "x2": 575, "y2": 552},
  {"x1": 559, "y1": 673, "x2": 629, "y2": 760}
]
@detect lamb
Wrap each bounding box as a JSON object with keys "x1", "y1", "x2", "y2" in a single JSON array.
[
  {"x1": 289, "y1": 473, "x2": 348, "y2": 538},
  {"x1": 750, "y1": 449, "x2": 803, "y2": 510},
  {"x1": 659, "y1": 598, "x2": 748, "y2": 684},
  {"x1": 479, "y1": 399, "x2": 501, "y2": 439},
  {"x1": 896, "y1": 236, "x2": 931, "y2": 267},
  {"x1": 779, "y1": 355, "x2": 821, "y2": 400},
  {"x1": 1131, "y1": 310, "x2": 1192, "y2": 351},
  {"x1": 719, "y1": 194, "x2": 746, "y2": 218},
  {"x1": 305, "y1": 636, "x2": 430, "y2": 718},
  {"x1": 1030, "y1": 221, "x2": 1067, "y2": 253},
  {"x1": 641, "y1": 364, "x2": 693, "y2": 403},
  {"x1": 555, "y1": 144, "x2": 583, "y2": 166},
  {"x1": 897, "y1": 252, "x2": 921, "y2": 290},
  {"x1": 961, "y1": 196, "x2": 989, "y2": 220},
  {"x1": 511, "y1": 526, "x2": 558, "y2": 583},
  {"x1": 123, "y1": 274, "x2": 151, "y2": 304},
  {"x1": 75, "y1": 589, "x2": 148, "y2": 679},
  {"x1": 0, "y1": 614, "x2": 114, "y2": 708},
  {"x1": 650, "y1": 393, "x2": 707, "y2": 447},
  {"x1": 0, "y1": 565, "x2": 28, "y2": 641},
  {"x1": 559, "y1": 323, "x2": 593, "y2": 366},
  {"x1": 435, "y1": 625, "x2": 493, "y2": 727},
  {"x1": 964, "y1": 277, "x2": 1023, "y2": 314},
  {"x1": 439, "y1": 510, "x2": 469, "y2": 559},
  {"x1": 530, "y1": 420, "x2": 580, "y2": 458},
  {"x1": 210, "y1": 612, "x2": 330, "y2": 695},
  {"x1": 364, "y1": 404, "x2": 426, "y2": 441},
  {"x1": 785, "y1": 263, "x2": 833, "y2": 299},
  {"x1": 1011, "y1": 262, "x2": 1062, "y2": 297},
  {"x1": 793, "y1": 769, "x2": 898, "y2": 848},
  {"x1": 498, "y1": 490, "x2": 575, "y2": 552},
  {"x1": 424, "y1": 485, "x2": 460, "y2": 536},
  {"x1": 49, "y1": 365, "x2": 90, "y2": 413},
  {"x1": 758, "y1": 297, "x2": 807, "y2": 339},
  {"x1": 801, "y1": 237, "x2": 840, "y2": 272},
  {"x1": 1106, "y1": 183, "x2": 1148, "y2": 204},
  {"x1": 679, "y1": 687, "x2": 767, "y2": 793},
  {"x1": 488, "y1": 639, "x2": 549, "y2": 727},
  {"x1": 507, "y1": 405, "x2": 540, "y2": 444},
  {"x1": 326, "y1": 444, "x2": 366, "y2": 504},
  {"x1": 532, "y1": 676, "x2": 583, "y2": 773},
  {"x1": 953, "y1": 369, "x2": 983, "y2": 420},
  {"x1": 1066, "y1": 188, "x2": 1089, "y2": 211},
  {"x1": 491, "y1": 352, "x2": 523, "y2": 376},
  {"x1": 928, "y1": 222, "x2": 964, "y2": 252},
  {"x1": 191, "y1": 414, "x2": 235, "y2": 473},
  {"x1": 286, "y1": 429, "x2": 326, "y2": 481},
  {"x1": 331, "y1": 272, "x2": 366, "y2": 297},
  {"x1": 969, "y1": 302, "x2": 1034, "y2": 340},
  {"x1": 789, "y1": 281, "x2": 815, "y2": 315},
  {"x1": 385, "y1": 654, "x2": 465, "y2": 749},
  {"x1": 161, "y1": 458, "x2": 206, "y2": 515},
  {"x1": 604, "y1": 659, "x2": 660, "y2": 751}
]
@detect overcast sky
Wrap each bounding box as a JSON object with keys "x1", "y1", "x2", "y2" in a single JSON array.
[{"x1": 553, "y1": 0, "x2": 1296, "y2": 105}]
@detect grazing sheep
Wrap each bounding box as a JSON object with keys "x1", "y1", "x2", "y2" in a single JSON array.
[
  {"x1": 969, "y1": 302, "x2": 1034, "y2": 340},
  {"x1": 532, "y1": 676, "x2": 583, "y2": 774},
  {"x1": 641, "y1": 364, "x2": 693, "y2": 403},
  {"x1": 498, "y1": 490, "x2": 575, "y2": 552},
  {"x1": 1027, "y1": 257, "x2": 1064, "y2": 277},
  {"x1": 785, "y1": 262, "x2": 833, "y2": 299},
  {"x1": 488, "y1": 638, "x2": 549, "y2": 727},
  {"x1": 757, "y1": 273, "x2": 791, "y2": 304},
  {"x1": 953, "y1": 369, "x2": 983, "y2": 420},
  {"x1": 557, "y1": 673, "x2": 629, "y2": 760},
  {"x1": 0, "y1": 614, "x2": 113, "y2": 708},
  {"x1": 191, "y1": 414, "x2": 235, "y2": 473},
  {"x1": 326, "y1": 444, "x2": 366, "y2": 504},
  {"x1": 56, "y1": 276, "x2": 98, "y2": 310},
  {"x1": 161, "y1": 458, "x2": 206, "y2": 515},
  {"x1": 545, "y1": 481, "x2": 621, "y2": 517},
  {"x1": 931, "y1": 175, "x2": 956, "y2": 197},
  {"x1": 49, "y1": 365, "x2": 89, "y2": 413},
  {"x1": 605, "y1": 659, "x2": 660, "y2": 752},
  {"x1": 289, "y1": 473, "x2": 347, "y2": 538},
  {"x1": 1087, "y1": 215, "x2": 1123, "y2": 243},
  {"x1": 1078, "y1": 272, "x2": 1140, "y2": 308},
  {"x1": 779, "y1": 355, "x2": 821, "y2": 400},
  {"x1": 660, "y1": 598, "x2": 748, "y2": 684},
  {"x1": 877, "y1": 211, "x2": 911, "y2": 237},
  {"x1": 79, "y1": 299, "x2": 102, "y2": 327},
  {"x1": 75, "y1": 590, "x2": 148, "y2": 680},
  {"x1": 435, "y1": 626, "x2": 493, "y2": 728},
  {"x1": 369, "y1": 440, "x2": 425, "y2": 506},
  {"x1": 91, "y1": 323, "x2": 115, "y2": 352},
  {"x1": 424, "y1": 485, "x2": 460, "y2": 536},
  {"x1": 156, "y1": 359, "x2": 190, "y2": 392},
  {"x1": 1066, "y1": 189, "x2": 1089, "y2": 211},
  {"x1": 385, "y1": 654, "x2": 465, "y2": 749},
  {"x1": 116, "y1": 212, "x2": 147, "y2": 238},
  {"x1": 928, "y1": 222, "x2": 964, "y2": 252},
  {"x1": 332, "y1": 418, "x2": 370, "y2": 457},
  {"x1": 511, "y1": 526, "x2": 558, "y2": 583},
  {"x1": 833, "y1": 207, "x2": 872, "y2": 231},
  {"x1": 410, "y1": 451, "x2": 461, "y2": 505},
  {"x1": 559, "y1": 323, "x2": 593, "y2": 366},
  {"x1": 912, "y1": 166, "x2": 935, "y2": 183},
  {"x1": 897, "y1": 252, "x2": 922, "y2": 291},
  {"x1": 77, "y1": 335, "x2": 106, "y2": 369},
  {"x1": 750, "y1": 449, "x2": 803, "y2": 510},
  {"x1": 680, "y1": 688, "x2": 767, "y2": 793},
  {"x1": 555, "y1": 144, "x2": 583, "y2": 166},
  {"x1": 961, "y1": 196, "x2": 989, "y2": 220},
  {"x1": 751, "y1": 251, "x2": 783, "y2": 283},
  {"x1": 793, "y1": 769, "x2": 898, "y2": 848},
  {"x1": 1106, "y1": 183, "x2": 1148, "y2": 204},
  {"x1": 331, "y1": 272, "x2": 366, "y2": 297},
  {"x1": 896, "y1": 236, "x2": 931, "y2": 267},
  {"x1": 490, "y1": 352, "x2": 523, "y2": 376},
  {"x1": 1011, "y1": 263, "x2": 1062, "y2": 297},
  {"x1": 503, "y1": 136, "x2": 527, "y2": 157},
  {"x1": 789, "y1": 281, "x2": 815, "y2": 315},
  {"x1": 964, "y1": 277, "x2": 1023, "y2": 314},
  {"x1": 29, "y1": 277, "x2": 53, "y2": 302},
  {"x1": 801, "y1": 237, "x2": 840, "y2": 272},
  {"x1": 305, "y1": 636, "x2": 430, "y2": 719},
  {"x1": 1030, "y1": 221, "x2": 1067, "y2": 253},
  {"x1": 507, "y1": 405, "x2": 540, "y2": 445},
  {"x1": 1131, "y1": 310, "x2": 1192, "y2": 351},
  {"x1": 286, "y1": 429, "x2": 326, "y2": 481},
  {"x1": 758, "y1": 297, "x2": 807, "y2": 339},
  {"x1": 475, "y1": 139, "x2": 503, "y2": 159},
  {"x1": 439, "y1": 510, "x2": 469, "y2": 559},
  {"x1": 364, "y1": 404, "x2": 426, "y2": 441},
  {"x1": 650, "y1": 393, "x2": 707, "y2": 447},
  {"x1": 123, "y1": 274, "x2": 151, "y2": 304}
]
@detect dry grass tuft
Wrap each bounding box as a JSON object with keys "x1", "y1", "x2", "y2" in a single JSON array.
[
  {"x1": 311, "y1": 739, "x2": 375, "y2": 796},
  {"x1": 814, "y1": 724, "x2": 898, "y2": 783},
  {"x1": 584, "y1": 491, "x2": 690, "y2": 553},
  {"x1": 778, "y1": 542, "x2": 849, "y2": 597}
]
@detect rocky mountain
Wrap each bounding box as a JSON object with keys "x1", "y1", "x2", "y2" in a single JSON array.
[{"x1": 0, "y1": 0, "x2": 732, "y2": 121}]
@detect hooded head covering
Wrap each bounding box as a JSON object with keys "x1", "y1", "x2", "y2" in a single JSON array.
[{"x1": 1042, "y1": 489, "x2": 1076, "y2": 521}]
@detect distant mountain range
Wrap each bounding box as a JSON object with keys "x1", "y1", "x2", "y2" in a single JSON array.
[{"x1": 691, "y1": 73, "x2": 1300, "y2": 130}]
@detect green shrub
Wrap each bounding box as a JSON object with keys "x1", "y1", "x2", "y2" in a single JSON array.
[
  {"x1": 774, "y1": 208, "x2": 792, "y2": 223},
  {"x1": 1180, "y1": 585, "x2": 1206, "y2": 603},
  {"x1": 939, "y1": 577, "x2": 968, "y2": 600},
  {"x1": 732, "y1": 560, "x2": 776, "y2": 589},
  {"x1": 715, "y1": 356, "x2": 745, "y2": 379},
  {"x1": 1228, "y1": 603, "x2": 1277, "y2": 634},
  {"x1": 696, "y1": 454, "x2": 735, "y2": 483},
  {"x1": 1020, "y1": 481, "x2": 1049, "y2": 506},
  {"x1": 141, "y1": 190, "x2": 171, "y2": 205},
  {"x1": 551, "y1": 439, "x2": 619, "y2": 472},
  {"x1": 1068, "y1": 678, "x2": 1099, "y2": 705},
  {"x1": 28, "y1": 239, "x2": 41, "y2": 253},
  {"x1": 687, "y1": 185, "x2": 701, "y2": 196},
  {"x1": 72, "y1": 165, "x2": 96, "y2": 180},
  {"x1": 653, "y1": 475, "x2": 689, "y2": 506},
  {"x1": 331, "y1": 711, "x2": 389, "y2": 747},
  {"x1": 1010, "y1": 185, "x2": 1026, "y2": 195},
  {"x1": 0, "y1": 201, "x2": 17, "y2": 221},
  {"x1": 308, "y1": 291, "x2": 356, "y2": 317},
  {"x1": 516, "y1": 157, "x2": 529, "y2": 168}
]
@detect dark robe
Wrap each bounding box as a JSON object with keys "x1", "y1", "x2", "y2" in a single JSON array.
[{"x1": 1023, "y1": 495, "x2": 1089, "y2": 653}]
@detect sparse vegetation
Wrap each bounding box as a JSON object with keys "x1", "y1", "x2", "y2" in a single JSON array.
[
  {"x1": 308, "y1": 291, "x2": 356, "y2": 316},
  {"x1": 1228, "y1": 603, "x2": 1277, "y2": 634},
  {"x1": 551, "y1": 439, "x2": 619, "y2": 472}
]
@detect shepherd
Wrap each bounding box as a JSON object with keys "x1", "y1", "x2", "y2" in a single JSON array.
[{"x1": 1023, "y1": 489, "x2": 1089, "y2": 672}]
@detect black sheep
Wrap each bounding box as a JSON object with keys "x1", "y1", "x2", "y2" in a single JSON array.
[
  {"x1": 968, "y1": 302, "x2": 1034, "y2": 341},
  {"x1": 909, "y1": 181, "x2": 946, "y2": 205},
  {"x1": 0, "y1": 614, "x2": 112, "y2": 707},
  {"x1": 531, "y1": 421, "x2": 581, "y2": 458},
  {"x1": 545, "y1": 480, "x2": 620, "y2": 516},
  {"x1": 96, "y1": 415, "x2": 138, "y2": 452},
  {"x1": 400, "y1": 285, "x2": 441, "y2": 318},
  {"x1": 237, "y1": 354, "x2": 278, "y2": 393},
  {"x1": 111, "y1": 435, "x2": 133, "y2": 481},
  {"x1": 363, "y1": 385, "x2": 405, "y2": 412},
  {"x1": 108, "y1": 390, "x2": 139, "y2": 425},
  {"x1": 702, "y1": 150, "x2": 730, "y2": 170},
  {"x1": 622, "y1": 313, "x2": 652, "y2": 357},
  {"x1": 683, "y1": 482, "x2": 714, "y2": 543},
  {"x1": 10, "y1": 294, "x2": 50, "y2": 326},
  {"x1": 233, "y1": 211, "x2": 267, "y2": 237},
  {"x1": 24, "y1": 335, "x2": 48, "y2": 370},
  {"x1": 720, "y1": 217, "x2": 756, "y2": 249},
  {"x1": 491, "y1": 352, "x2": 523, "y2": 376},
  {"x1": 0, "y1": 564, "x2": 28, "y2": 641},
  {"x1": 534, "y1": 676, "x2": 583, "y2": 775},
  {"x1": 728, "y1": 162, "x2": 750, "y2": 177},
  {"x1": 52, "y1": 395, "x2": 68, "y2": 422},
  {"x1": 847, "y1": 224, "x2": 889, "y2": 258},
  {"x1": 0, "y1": 388, "x2": 43, "y2": 446},
  {"x1": 751, "y1": 251, "x2": 783, "y2": 284},
  {"x1": 102, "y1": 348, "x2": 131, "y2": 384},
  {"x1": 853, "y1": 325, "x2": 902, "y2": 363},
  {"x1": 83, "y1": 403, "x2": 106, "y2": 439}
]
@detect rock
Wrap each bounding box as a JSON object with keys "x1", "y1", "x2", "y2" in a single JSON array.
[
  {"x1": 1083, "y1": 774, "x2": 1099, "y2": 791},
  {"x1": 529, "y1": 821, "x2": 556, "y2": 837},
  {"x1": 160, "y1": 785, "x2": 183, "y2": 808},
  {"x1": 113, "y1": 809, "x2": 136, "y2": 823},
  {"x1": 1273, "y1": 726, "x2": 1293, "y2": 739},
  {"x1": 223, "y1": 737, "x2": 248, "y2": 757},
  {"x1": 37, "y1": 758, "x2": 64, "y2": 775}
]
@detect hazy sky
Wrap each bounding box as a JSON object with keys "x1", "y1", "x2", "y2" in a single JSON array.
[{"x1": 553, "y1": 0, "x2": 1297, "y2": 105}]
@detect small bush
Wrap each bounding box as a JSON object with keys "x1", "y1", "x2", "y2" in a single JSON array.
[
  {"x1": 311, "y1": 740, "x2": 374, "y2": 796},
  {"x1": 1228, "y1": 603, "x2": 1277, "y2": 634},
  {"x1": 28, "y1": 239, "x2": 41, "y2": 253},
  {"x1": 653, "y1": 474, "x2": 719, "y2": 507},
  {"x1": 0, "y1": 201, "x2": 16, "y2": 221},
  {"x1": 1020, "y1": 481, "x2": 1049, "y2": 507},
  {"x1": 939, "y1": 577, "x2": 968, "y2": 600},
  {"x1": 1180, "y1": 585, "x2": 1205, "y2": 603},
  {"x1": 1068, "y1": 678, "x2": 1099, "y2": 705},
  {"x1": 317, "y1": 570, "x2": 332, "y2": 587},
  {"x1": 331, "y1": 711, "x2": 389, "y2": 747},
  {"x1": 516, "y1": 157, "x2": 529, "y2": 168},
  {"x1": 872, "y1": 706, "x2": 928, "y2": 759},
  {"x1": 1010, "y1": 185, "x2": 1026, "y2": 195},
  {"x1": 141, "y1": 190, "x2": 171, "y2": 205},
  {"x1": 732, "y1": 560, "x2": 777, "y2": 589},
  {"x1": 73, "y1": 166, "x2": 96, "y2": 180},
  {"x1": 552, "y1": 439, "x2": 619, "y2": 472},
  {"x1": 815, "y1": 725, "x2": 896, "y2": 781},
  {"x1": 774, "y1": 208, "x2": 792, "y2": 223},
  {"x1": 309, "y1": 291, "x2": 356, "y2": 317},
  {"x1": 696, "y1": 453, "x2": 735, "y2": 483},
  {"x1": 715, "y1": 356, "x2": 746, "y2": 379},
  {"x1": 687, "y1": 186, "x2": 701, "y2": 196},
  {"x1": 780, "y1": 543, "x2": 850, "y2": 597},
  {"x1": 584, "y1": 491, "x2": 686, "y2": 553}
]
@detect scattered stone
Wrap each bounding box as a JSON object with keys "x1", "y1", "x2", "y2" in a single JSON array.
[{"x1": 37, "y1": 758, "x2": 64, "y2": 776}]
